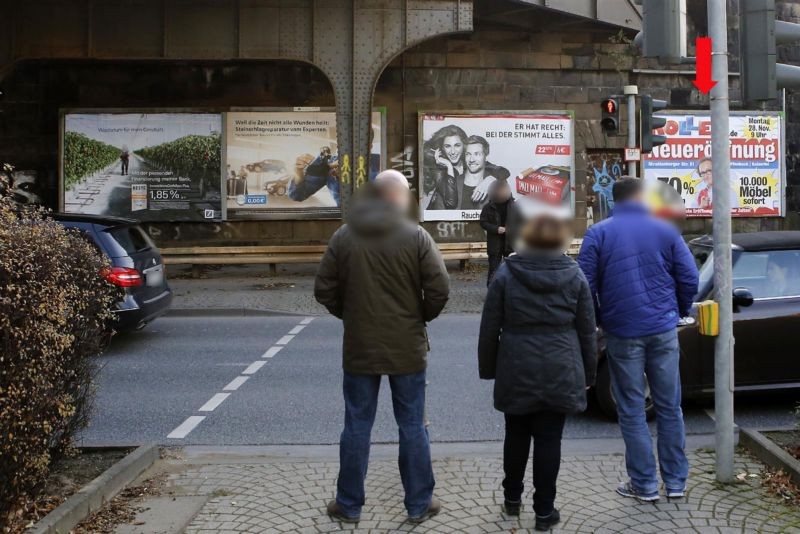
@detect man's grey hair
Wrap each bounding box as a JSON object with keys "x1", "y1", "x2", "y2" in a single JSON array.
[{"x1": 374, "y1": 169, "x2": 410, "y2": 191}]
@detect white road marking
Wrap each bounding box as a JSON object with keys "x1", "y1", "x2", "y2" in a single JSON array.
[
  {"x1": 288, "y1": 325, "x2": 306, "y2": 335},
  {"x1": 223, "y1": 376, "x2": 249, "y2": 391},
  {"x1": 301, "y1": 317, "x2": 315, "y2": 325},
  {"x1": 242, "y1": 360, "x2": 267, "y2": 375},
  {"x1": 167, "y1": 416, "x2": 206, "y2": 439},
  {"x1": 262, "y1": 346, "x2": 283, "y2": 358},
  {"x1": 276, "y1": 335, "x2": 295, "y2": 345},
  {"x1": 199, "y1": 393, "x2": 230, "y2": 412}
]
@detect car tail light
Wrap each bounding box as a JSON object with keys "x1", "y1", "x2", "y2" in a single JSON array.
[{"x1": 102, "y1": 266, "x2": 143, "y2": 287}]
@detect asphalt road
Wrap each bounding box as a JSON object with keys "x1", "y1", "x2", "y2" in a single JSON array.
[{"x1": 78, "y1": 315, "x2": 799, "y2": 446}]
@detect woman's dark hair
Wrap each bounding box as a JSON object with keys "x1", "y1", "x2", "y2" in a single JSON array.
[
  {"x1": 424, "y1": 125, "x2": 468, "y2": 156},
  {"x1": 521, "y1": 215, "x2": 572, "y2": 251},
  {"x1": 612, "y1": 176, "x2": 643, "y2": 202}
]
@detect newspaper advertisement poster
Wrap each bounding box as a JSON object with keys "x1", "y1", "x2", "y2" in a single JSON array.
[
  {"x1": 418, "y1": 112, "x2": 575, "y2": 222},
  {"x1": 62, "y1": 112, "x2": 222, "y2": 221},
  {"x1": 642, "y1": 112, "x2": 784, "y2": 217},
  {"x1": 225, "y1": 110, "x2": 384, "y2": 219}
]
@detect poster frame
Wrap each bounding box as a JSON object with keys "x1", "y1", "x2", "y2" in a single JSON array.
[
  {"x1": 58, "y1": 107, "x2": 227, "y2": 221},
  {"x1": 416, "y1": 109, "x2": 576, "y2": 222},
  {"x1": 223, "y1": 106, "x2": 388, "y2": 221},
  {"x1": 642, "y1": 110, "x2": 786, "y2": 218}
]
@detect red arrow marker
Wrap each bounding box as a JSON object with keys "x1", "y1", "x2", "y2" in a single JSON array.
[{"x1": 693, "y1": 37, "x2": 717, "y2": 94}]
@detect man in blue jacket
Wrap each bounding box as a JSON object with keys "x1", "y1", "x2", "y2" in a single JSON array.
[{"x1": 578, "y1": 177, "x2": 699, "y2": 503}]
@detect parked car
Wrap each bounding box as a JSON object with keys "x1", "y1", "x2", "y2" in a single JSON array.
[
  {"x1": 52, "y1": 214, "x2": 173, "y2": 332},
  {"x1": 594, "y1": 231, "x2": 800, "y2": 418}
]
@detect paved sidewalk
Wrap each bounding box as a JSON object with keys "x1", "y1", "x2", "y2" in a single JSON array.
[
  {"x1": 168, "y1": 262, "x2": 488, "y2": 316},
  {"x1": 134, "y1": 447, "x2": 800, "y2": 533}
]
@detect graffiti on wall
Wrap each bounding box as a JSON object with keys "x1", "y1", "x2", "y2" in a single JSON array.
[{"x1": 585, "y1": 151, "x2": 624, "y2": 225}]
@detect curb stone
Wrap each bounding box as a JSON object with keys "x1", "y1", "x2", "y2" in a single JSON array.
[
  {"x1": 29, "y1": 443, "x2": 159, "y2": 534},
  {"x1": 740, "y1": 428, "x2": 800, "y2": 486}
]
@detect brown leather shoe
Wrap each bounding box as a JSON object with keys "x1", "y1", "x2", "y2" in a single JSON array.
[
  {"x1": 408, "y1": 497, "x2": 441, "y2": 524},
  {"x1": 326, "y1": 499, "x2": 360, "y2": 523}
]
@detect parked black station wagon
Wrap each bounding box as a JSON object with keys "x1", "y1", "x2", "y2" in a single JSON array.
[
  {"x1": 52, "y1": 213, "x2": 173, "y2": 332},
  {"x1": 594, "y1": 231, "x2": 800, "y2": 418}
]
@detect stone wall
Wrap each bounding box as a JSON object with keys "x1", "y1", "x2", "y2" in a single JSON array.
[{"x1": 1, "y1": 2, "x2": 799, "y2": 247}]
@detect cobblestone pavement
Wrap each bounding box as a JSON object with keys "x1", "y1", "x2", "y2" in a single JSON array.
[
  {"x1": 168, "y1": 262, "x2": 487, "y2": 315},
  {"x1": 165, "y1": 450, "x2": 800, "y2": 533}
]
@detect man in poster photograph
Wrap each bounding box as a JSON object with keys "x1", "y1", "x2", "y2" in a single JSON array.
[
  {"x1": 690, "y1": 157, "x2": 737, "y2": 212},
  {"x1": 288, "y1": 147, "x2": 341, "y2": 207}
]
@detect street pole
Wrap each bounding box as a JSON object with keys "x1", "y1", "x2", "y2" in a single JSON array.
[
  {"x1": 625, "y1": 85, "x2": 638, "y2": 177},
  {"x1": 708, "y1": 0, "x2": 735, "y2": 483}
]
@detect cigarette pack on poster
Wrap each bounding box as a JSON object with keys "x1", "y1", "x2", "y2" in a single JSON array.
[{"x1": 516, "y1": 166, "x2": 570, "y2": 206}]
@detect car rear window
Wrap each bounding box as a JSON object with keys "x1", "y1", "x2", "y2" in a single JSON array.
[{"x1": 98, "y1": 225, "x2": 154, "y2": 257}]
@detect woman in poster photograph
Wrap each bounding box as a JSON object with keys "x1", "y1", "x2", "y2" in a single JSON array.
[{"x1": 423, "y1": 126, "x2": 510, "y2": 211}]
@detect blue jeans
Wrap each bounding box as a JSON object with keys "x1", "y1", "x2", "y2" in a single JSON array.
[
  {"x1": 606, "y1": 329, "x2": 688, "y2": 495},
  {"x1": 337, "y1": 370, "x2": 434, "y2": 518}
]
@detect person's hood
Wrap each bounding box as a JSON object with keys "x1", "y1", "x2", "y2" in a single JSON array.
[
  {"x1": 504, "y1": 252, "x2": 579, "y2": 292},
  {"x1": 346, "y1": 198, "x2": 405, "y2": 237}
]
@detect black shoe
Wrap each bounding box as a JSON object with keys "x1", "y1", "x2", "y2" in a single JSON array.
[
  {"x1": 326, "y1": 500, "x2": 359, "y2": 523},
  {"x1": 502, "y1": 500, "x2": 521, "y2": 516},
  {"x1": 535, "y1": 509, "x2": 560, "y2": 531}
]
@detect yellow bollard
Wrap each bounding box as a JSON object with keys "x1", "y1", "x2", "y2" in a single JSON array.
[{"x1": 696, "y1": 300, "x2": 720, "y2": 336}]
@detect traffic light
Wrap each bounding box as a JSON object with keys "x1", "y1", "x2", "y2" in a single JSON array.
[
  {"x1": 640, "y1": 95, "x2": 668, "y2": 154},
  {"x1": 739, "y1": 0, "x2": 800, "y2": 102},
  {"x1": 600, "y1": 98, "x2": 620, "y2": 134},
  {"x1": 637, "y1": 0, "x2": 688, "y2": 64}
]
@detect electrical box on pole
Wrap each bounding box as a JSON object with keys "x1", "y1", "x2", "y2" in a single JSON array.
[
  {"x1": 640, "y1": 96, "x2": 668, "y2": 154},
  {"x1": 600, "y1": 98, "x2": 620, "y2": 135},
  {"x1": 740, "y1": 0, "x2": 800, "y2": 102},
  {"x1": 639, "y1": 0, "x2": 688, "y2": 64}
]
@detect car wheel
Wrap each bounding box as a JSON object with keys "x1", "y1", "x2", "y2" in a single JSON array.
[{"x1": 595, "y1": 359, "x2": 656, "y2": 421}]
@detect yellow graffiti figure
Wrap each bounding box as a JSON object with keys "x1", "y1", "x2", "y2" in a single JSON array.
[
  {"x1": 356, "y1": 155, "x2": 368, "y2": 188},
  {"x1": 340, "y1": 154, "x2": 351, "y2": 185}
]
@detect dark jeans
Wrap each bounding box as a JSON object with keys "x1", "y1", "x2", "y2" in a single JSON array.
[
  {"x1": 336, "y1": 370, "x2": 434, "y2": 518},
  {"x1": 503, "y1": 411, "x2": 566, "y2": 516},
  {"x1": 606, "y1": 329, "x2": 688, "y2": 494},
  {"x1": 487, "y1": 253, "x2": 504, "y2": 286}
]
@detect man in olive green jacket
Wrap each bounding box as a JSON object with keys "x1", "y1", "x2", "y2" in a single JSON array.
[{"x1": 315, "y1": 170, "x2": 449, "y2": 524}]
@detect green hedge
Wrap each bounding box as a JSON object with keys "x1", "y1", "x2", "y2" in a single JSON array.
[
  {"x1": 136, "y1": 134, "x2": 221, "y2": 178},
  {"x1": 63, "y1": 132, "x2": 120, "y2": 190}
]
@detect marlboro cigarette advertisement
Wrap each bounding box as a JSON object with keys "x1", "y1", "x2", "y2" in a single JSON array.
[
  {"x1": 225, "y1": 110, "x2": 384, "y2": 220},
  {"x1": 62, "y1": 113, "x2": 222, "y2": 221},
  {"x1": 642, "y1": 112, "x2": 784, "y2": 217},
  {"x1": 419, "y1": 112, "x2": 575, "y2": 221}
]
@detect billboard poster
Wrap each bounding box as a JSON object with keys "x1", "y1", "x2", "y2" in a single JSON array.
[
  {"x1": 642, "y1": 112, "x2": 784, "y2": 217},
  {"x1": 418, "y1": 112, "x2": 575, "y2": 221},
  {"x1": 585, "y1": 150, "x2": 624, "y2": 225},
  {"x1": 62, "y1": 113, "x2": 222, "y2": 221},
  {"x1": 224, "y1": 110, "x2": 384, "y2": 220}
]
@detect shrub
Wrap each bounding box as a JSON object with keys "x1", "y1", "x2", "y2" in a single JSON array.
[{"x1": 0, "y1": 164, "x2": 121, "y2": 527}]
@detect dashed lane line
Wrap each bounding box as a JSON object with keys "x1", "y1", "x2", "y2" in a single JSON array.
[
  {"x1": 275, "y1": 335, "x2": 294, "y2": 345},
  {"x1": 167, "y1": 416, "x2": 206, "y2": 439},
  {"x1": 223, "y1": 376, "x2": 249, "y2": 391},
  {"x1": 198, "y1": 393, "x2": 230, "y2": 412},
  {"x1": 165, "y1": 317, "x2": 315, "y2": 440},
  {"x1": 242, "y1": 360, "x2": 267, "y2": 375},
  {"x1": 262, "y1": 346, "x2": 283, "y2": 359}
]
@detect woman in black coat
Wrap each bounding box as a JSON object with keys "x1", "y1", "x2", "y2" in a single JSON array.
[{"x1": 478, "y1": 215, "x2": 597, "y2": 531}]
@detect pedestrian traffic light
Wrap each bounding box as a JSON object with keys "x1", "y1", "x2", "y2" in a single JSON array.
[
  {"x1": 640, "y1": 96, "x2": 668, "y2": 154},
  {"x1": 739, "y1": 0, "x2": 800, "y2": 102},
  {"x1": 600, "y1": 98, "x2": 620, "y2": 135},
  {"x1": 636, "y1": 0, "x2": 688, "y2": 65}
]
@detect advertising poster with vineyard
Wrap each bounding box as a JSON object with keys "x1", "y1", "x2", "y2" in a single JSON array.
[
  {"x1": 418, "y1": 112, "x2": 575, "y2": 222},
  {"x1": 62, "y1": 113, "x2": 222, "y2": 221},
  {"x1": 642, "y1": 112, "x2": 784, "y2": 217},
  {"x1": 225, "y1": 110, "x2": 384, "y2": 220}
]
